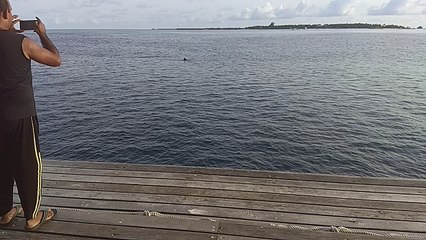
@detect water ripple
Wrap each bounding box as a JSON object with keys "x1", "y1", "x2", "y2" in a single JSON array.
[{"x1": 32, "y1": 29, "x2": 426, "y2": 178}]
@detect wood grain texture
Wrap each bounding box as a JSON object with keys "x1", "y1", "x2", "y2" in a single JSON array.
[{"x1": 4, "y1": 160, "x2": 424, "y2": 240}]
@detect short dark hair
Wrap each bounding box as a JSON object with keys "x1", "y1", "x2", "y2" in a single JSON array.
[{"x1": 0, "y1": 0, "x2": 10, "y2": 12}]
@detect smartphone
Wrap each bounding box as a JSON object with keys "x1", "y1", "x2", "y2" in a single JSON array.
[{"x1": 20, "y1": 20, "x2": 38, "y2": 31}]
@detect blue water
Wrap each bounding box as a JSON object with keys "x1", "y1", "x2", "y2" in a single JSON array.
[{"x1": 31, "y1": 29, "x2": 426, "y2": 178}]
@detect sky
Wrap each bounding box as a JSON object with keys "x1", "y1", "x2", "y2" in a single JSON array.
[{"x1": 10, "y1": 0, "x2": 426, "y2": 29}]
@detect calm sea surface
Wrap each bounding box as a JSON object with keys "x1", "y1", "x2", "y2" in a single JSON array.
[{"x1": 31, "y1": 29, "x2": 425, "y2": 178}]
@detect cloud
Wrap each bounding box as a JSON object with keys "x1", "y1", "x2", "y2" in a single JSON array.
[
  {"x1": 231, "y1": 1, "x2": 361, "y2": 21},
  {"x1": 71, "y1": 0, "x2": 121, "y2": 8},
  {"x1": 369, "y1": 0, "x2": 426, "y2": 15},
  {"x1": 231, "y1": 1, "x2": 318, "y2": 20},
  {"x1": 252, "y1": 2, "x2": 277, "y2": 19},
  {"x1": 231, "y1": 2, "x2": 276, "y2": 20},
  {"x1": 320, "y1": 0, "x2": 360, "y2": 16},
  {"x1": 275, "y1": 1, "x2": 318, "y2": 19},
  {"x1": 10, "y1": 0, "x2": 426, "y2": 29},
  {"x1": 136, "y1": 2, "x2": 153, "y2": 9}
]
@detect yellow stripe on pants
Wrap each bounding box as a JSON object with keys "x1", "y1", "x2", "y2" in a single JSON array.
[{"x1": 31, "y1": 117, "x2": 42, "y2": 219}]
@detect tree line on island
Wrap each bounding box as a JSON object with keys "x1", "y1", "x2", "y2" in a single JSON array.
[
  {"x1": 248, "y1": 22, "x2": 411, "y2": 29},
  {"x1": 174, "y1": 23, "x2": 422, "y2": 31}
]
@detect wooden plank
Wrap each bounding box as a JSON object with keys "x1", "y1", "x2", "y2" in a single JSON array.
[
  {"x1": 12, "y1": 198, "x2": 426, "y2": 239},
  {"x1": 12, "y1": 197, "x2": 217, "y2": 233},
  {"x1": 39, "y1": 210, "x2": 219, "y2": 233},
  {"x1": 217, "y1": 236, "x2": 269, "y2": 240},
  {"x1": 44, "y1": 160, "x2": 426, "y2": 187},
  {"x1": 0, "y1": 230, "x2": 107, "y2": 240},
  {"x1": 214, "y1": 217, "x2": 426, "y2": 239},
  {"x1": 21, "y1": 189, "x2": 426, "y2": 233},
  {"x1": 42, "y1": 166, "x2": 426, "y2": 195},
  {"x1": 42, "y1": 180, "x2": 426, "y2": 212},
  {"x1": 14, "y1": 193, "x2": 426, "y2": 223},
  {"x1": 41, "y1": 173, "x2": 426, "y2": 203},
  {"x1": 13, "y1": 199, "x2": 426, "y2": 239},
  {"x1": 217, "y1": 221, "x2": 412, "y2": 240},
  {"x1": 9, "y1": 160, "x2": 425, "y2": 240},
  {"x1": 6, "y1": 218, "x2": 217, "y2": 240}
]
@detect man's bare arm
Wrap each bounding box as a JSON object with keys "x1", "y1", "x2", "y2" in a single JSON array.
[{"x1": 22, "y1": 17, "x2": 61, "y2": 67}]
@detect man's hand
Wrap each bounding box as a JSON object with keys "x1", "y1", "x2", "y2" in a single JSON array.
[
  {"x1": 35, "y1": 17, "x2": 47, "y2": 36},
  {"x1": 9, "y1": 15, "x2": 23, "y2": 33}
]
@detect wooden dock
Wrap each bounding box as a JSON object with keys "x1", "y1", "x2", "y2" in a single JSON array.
[{"x1": 2, "y1": 160, "x2": 426, "y2": 240}]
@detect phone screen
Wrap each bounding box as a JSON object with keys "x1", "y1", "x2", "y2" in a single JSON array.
[{"x1": 20, "y1": 20, "x2": 38, "y2": 31}]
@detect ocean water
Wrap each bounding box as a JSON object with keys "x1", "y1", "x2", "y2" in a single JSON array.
[{"x1": 31, "y1": 29, "x2": 425, "y2": 178}]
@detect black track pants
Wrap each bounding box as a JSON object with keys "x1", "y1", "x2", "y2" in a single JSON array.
[{"x1": 0, "y1": 116, "x2": 42, "y2": 220}]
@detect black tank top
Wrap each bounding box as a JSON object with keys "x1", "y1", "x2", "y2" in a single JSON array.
[{"x1": 0, "y1": 31, "x2": 36, "y2": 120}]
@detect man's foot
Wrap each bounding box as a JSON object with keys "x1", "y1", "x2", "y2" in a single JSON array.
[
  {"x1": 0, "y1": 206, "x2": 22, "y2": 226},
  {"x1": 25, "y1": 209, "x2": 57, "y2": 231}
]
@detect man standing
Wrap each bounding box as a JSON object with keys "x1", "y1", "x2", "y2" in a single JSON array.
[{"x1": 0, "y1": 0, "x2": 61, "y2": 231}]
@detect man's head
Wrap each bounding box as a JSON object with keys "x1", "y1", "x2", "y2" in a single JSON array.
[
  {"x1": 0, "y1": 0, "x2": 10, "y2": 14},
  {"x1": 0, "y1": 0, "x2": 13, "y2": 29}
]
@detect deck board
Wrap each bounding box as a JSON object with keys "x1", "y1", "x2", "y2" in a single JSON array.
[
  {"x1": 7, "y1": 218, "x2": 217, "y2": 240},
  {"x1": 2, "y1": 160, "x2": 425, "y2": 240},
  {"x1": 42, "y1": 166, "x2": 426, "y2": 195},
  {"x1": 41, "y1": 180, "x2": 426, "y2": 212},
  {"x1": 14, "y1": 194, "x2": 426, "y2": 222},
  {"x1": 41, "y1": 173, "x2": 426, "y2": 203},
  {"x1": 45, "y1": 160, "x2": 426, "y2": 187},
  {"x1": 0, "y1": 230, "x2": 106, "y2": 240}
]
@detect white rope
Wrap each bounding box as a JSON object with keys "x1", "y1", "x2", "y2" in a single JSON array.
[
  {"x1": 54, "y1": 207, "x2": 216, "y2": 222},
  {"x1": 270, "y1": 223, "x2": 426, "y2": 239},
  {"x1": 52, "y1": 207, "x2": 425, "y2": 239}
]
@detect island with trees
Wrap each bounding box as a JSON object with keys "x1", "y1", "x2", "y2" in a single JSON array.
[{"x1": 175, "y1": 23, "x2": 412, "y2": 31}]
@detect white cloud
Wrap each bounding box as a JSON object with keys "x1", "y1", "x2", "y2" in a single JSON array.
[
  {"x1": 71, "y1": 0, "x2": 121, "y2": 8},
  {"x1": 136, "y1": 3, "x2": 152, "y2": 9},
  {"x1": 320, "y1": 0, "x2": 360, "y2": 16},
  {"x1": 231, "y1": 0, "x2": 425, "y2": 23},
  {"x1": 231, "y1": 0, "x2": 362, "y2": 20},
  {"x1": 369, "y1": 0, "x2": 426, "y2": 15},
  {"x1": 275, "y1": 1, "x2": 318, "y2": 19},
  {"x1": 8, "y1": 0, "x2": 426, "y2": 29},
  {"x1": 252, "y1": 2, "x2": 277, "y2": 19},
  {"x1": 70, "y1": 0, "x2": 121, "y2": 8},
  {"x1": 231, "y1": 2, "x2": 277, "y2": 20},
  {"x1": 231, "y1": 1, "x2": 319, "y2": 20}
]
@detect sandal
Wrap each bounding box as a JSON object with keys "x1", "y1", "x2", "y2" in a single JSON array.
[
  {"x1": 25, "y1": 209, "x2": 57, "y2": 231},
  {"x1": 0, "y1": 205, "x2": 22, "y2": 227}
]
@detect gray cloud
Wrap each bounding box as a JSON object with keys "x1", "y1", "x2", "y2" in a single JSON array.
[
  {"x1": 136, "y1": 2, "x2": 153, "y2": 9},
  {"x1": 231, "y1": 2, "x2": 276, "y2": 20},
  {"x1": 231, "y1": 2, "x2": 318, "y2": 20},
  {"x1": 71, "y1": 0, "x2": 121, "y2": 8},
  {"x1": 9, "y1": 0, "x2": 426, "y2": 29},
  {"x1": 231, "y1": 0, "x2": 361, "y2": 21},
  {"x1": 320, "y1": 0, "x2": 359, "y2": 17},
  {"x1": 275, "y1": 1, "x2": 318, "y2": 19},
  {"x1": 369, "y1": 0, "x2": 426, "y2": 15}
]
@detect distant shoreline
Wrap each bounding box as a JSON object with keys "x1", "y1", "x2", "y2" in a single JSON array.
[{"x1": 155, "y1": 23, "x2": 419, "y2": 31}]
